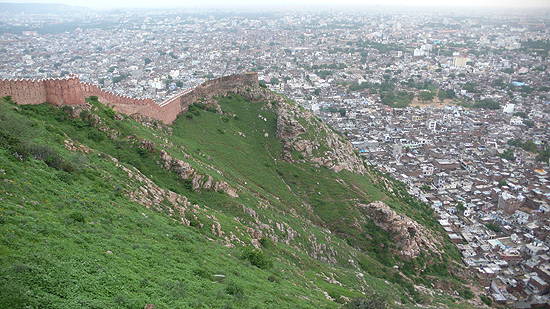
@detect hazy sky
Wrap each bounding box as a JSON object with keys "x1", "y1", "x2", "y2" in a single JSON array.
[{"x1": 3, "y1": 0, "x2": 550, "y2": 9}]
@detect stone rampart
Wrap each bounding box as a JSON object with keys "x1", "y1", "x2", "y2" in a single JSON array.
[{"x1": 0, "y1": 72, "x2": 258, "y2": 124}]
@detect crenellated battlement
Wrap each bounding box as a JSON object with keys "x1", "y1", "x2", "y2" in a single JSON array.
[{"x1": 0, "y1": 72, "x2": 259, "y2": 124}]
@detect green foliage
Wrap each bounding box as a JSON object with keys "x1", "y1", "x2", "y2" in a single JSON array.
[
  {"x1": 480, "y1": 294, "x2": 492, "y2": 306},
  {"x1": 508, "y1": 139, "x2": 537, "y2": 153},
  {"x1": 458, "y1": 289, "x2": 474, "y2": 299},
  {"x1": 225, "y1": 281, "x2": 244, "y2": 296},
  {"x1": 344, "y1": 294, "x2": 389, "y2": 309},
  {"x1": 486, "y1": 222, "x2": 502, "y2": 233},
  {"x1": 446, "y1": 89, "x2": 456, "y2": 99},
  {"x1": 241, "y1": 247, "x2": 273, "y2": 269},
  {"x1": 536, "y1": 147, "x2": 550, "y2": 162},
  {"x1": 105, "y1": 107, "x2": 116, "y2": 119},
  {"x1": 259, "y1": 236, "x2": 274, "y2": 248},
  {"x1": 437, "y1": 89, "x2": 447, "y2": 102},
  {"x1": 68, "y1": 210, "x2": 86, "y2": 223},
  {"x1": 499, "y1": 149, "x2": 514, "y2": 161},
  {"x1": 418, "y1": 91, "x2": 434, "y2": 102},
  {"x1": 472, "y1": 99, "x2": 499, "y2": 110}
]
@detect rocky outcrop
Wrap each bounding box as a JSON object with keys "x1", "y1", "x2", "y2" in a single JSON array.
[
  {"x1": 359, "y1": 201, "x2": 441, "y2": 260},
  {"x1": 159, "y1": 150, "x2": 239, "y2": 198},
  {"x1": 275, "y1": 101, "x2": 365, "y2": 175}
]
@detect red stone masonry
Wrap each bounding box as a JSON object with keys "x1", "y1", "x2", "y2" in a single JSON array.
[{"x1": 0, "y1": 72, "x2": 258, "y2": 124}]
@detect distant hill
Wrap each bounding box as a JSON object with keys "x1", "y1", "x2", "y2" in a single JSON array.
[{"x1": 0, "y1": 2, "x2": 89, "y2": 14}]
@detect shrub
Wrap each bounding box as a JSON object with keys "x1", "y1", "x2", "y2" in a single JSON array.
[
  {"x1": 105, "y1": 108, "x2": 116, "y2": 119},
  {"x1": 259, "y1": 236, "x2": 274, "y2": 248},
  {"x1": 68, "y1": 211, "x2": 86, "y2": 223},
  {"x1": 344, "y1": 294, "x2": 389, "y2": 309},
  {"x1": 241, "y1": 246, "x2": 273, "y2": 269},
  {"x1": 193, "y1": 102, "x2": 207, "y2": 110},
  {"x1": 10, "y1": 143, "x2": 30, "y2": 161},
  {"x1": 225, "y1": 281, "x2": 244, "y2": 296},
  {"x1": 26, "y1": 143, "x2": 54, "y2": 160},
  {"x1": 459, "y1": 289, "x2": 474, "y2": 300},
  {"x1": 87, "y1": 130, "x2": 104, "y2": 143},
  {"x1": 44, "y1": 153, "x2": 64, "y2": 170},
  {"x1": 80, "y1": 110, "x2": 90, "y2": 119},
  {"x1": 267, "y1": 275, "x2": 279, "y2": 283},
  {"x1": 480, "y1": 294, "x2": 492, "y2": 306}
]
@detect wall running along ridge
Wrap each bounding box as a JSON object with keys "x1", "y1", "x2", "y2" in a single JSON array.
[{"x1": 0, "y1": 72, "x2": 259, "y2": 124}]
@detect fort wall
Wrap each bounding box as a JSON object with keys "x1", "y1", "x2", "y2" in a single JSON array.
[{"x1": 0, "y1": 72, "x2": 258, "y2": 124}]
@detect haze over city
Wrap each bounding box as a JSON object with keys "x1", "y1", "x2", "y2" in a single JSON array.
[{"x1": 2, "y1": 0, "x2": 550, "y2": 9}]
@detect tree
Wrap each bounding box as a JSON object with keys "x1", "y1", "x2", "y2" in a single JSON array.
[
  {"x1": 473, "y1": 99, "x2": 499, "y2": 110},
  {"x1": 456, "y1": 202, "x2": 465, "y2": 213},
  {"x1": 418, "y1": 91, "x2": 434, "y2": 102},
  {"x1": 437, "y1": 89, "x2": 447, "y2": 102},
  {"x1": 144, "y1": 57, "x2": 152, "y2": 65},
  {"x1": 420, "y1": 185, "x2": 431, "y2": 192},
  {"x1": 523, "y1": 140, "x2": 537, "y2": 152},
  {"x1": 462, "y1": 82, "x2": 477, "y2": 93},
  {"x1": 269, "y1": 77, "x2": 280, "y2": 85},
  {"x1": 446, "y1": 89, "x2": 456, "y2": 99},
  {"x1": 338, "y1": 108, "x2": 346, "y2": 117},
  {"x1": 513, "y1": 112, "x2": 528, "y2": 119},
  {"x1": 499, "y1": 149, "x2": 514, "y2": 161},
  {"x1": 493, "y1": 78, "x2": 505, "y2": 88}
]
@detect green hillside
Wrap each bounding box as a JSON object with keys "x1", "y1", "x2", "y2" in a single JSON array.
[{"x1": 0, "y1": 93, "x2": 479, "y2": 308}]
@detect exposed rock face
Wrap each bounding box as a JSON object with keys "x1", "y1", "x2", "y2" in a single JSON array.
[
  {"x1": 159, "y1": 150, "x2": 239, "y2": 198},
  {"x1": 275, "y1": 101, "x2": 365, "y2": 175},
  {"x1": 359, "y1": 201, "x2": 441, "y2": 260}
]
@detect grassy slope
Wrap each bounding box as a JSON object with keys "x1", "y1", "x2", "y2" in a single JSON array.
[{"x1": 0, "y1": 95, "x2": 473, "y2": 308}]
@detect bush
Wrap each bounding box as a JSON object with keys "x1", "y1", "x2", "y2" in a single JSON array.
[
  {"x1": 105, "y1": 108, "x2": 116, "y2": 119},
  {"x1": 193, "y1": 102, "x2": 207, "y2": 110},
  {"x1": 344, "y1": 294, "x2": 388, "y2": 309},
  {"x1": 44, "y1": 153, "x2": 64, "y2": 170},
  {"x1": 10, "y1": 143, "x2": 30, "y2": 161},
  {"x1": 241, "y1": 246, "x2": 273, "y2": 269},
  {"x1": 225, "y1": 281, "x2": 244, "y2": 296},
  {"x1": 459, "y1": 289, "x2": 474, "y2": 300},
  {"x1": 68, "y1": 211, "x2": 86, "y2": 223},
  {"x1": 480, "y1": 294, "x2": 492, "y2": 306},
  {"x1": 259, "y1": 236, "x2": 274, "y2": 248}
]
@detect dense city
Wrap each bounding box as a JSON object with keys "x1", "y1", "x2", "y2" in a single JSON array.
[{"x1": 1, "y1": 5, "x2": 550, "y2": 307}]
